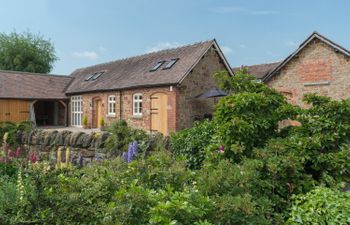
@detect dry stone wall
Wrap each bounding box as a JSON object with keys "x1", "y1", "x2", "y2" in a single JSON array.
[{"x1": 17, "y1": 129, "x2": 110, "y2": 165}]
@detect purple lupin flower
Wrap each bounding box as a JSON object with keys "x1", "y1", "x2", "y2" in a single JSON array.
[
  {"x1": 127, "y1": 143, "x2": 133, "y2": 163},
  {"x1": 132, "y1": 141, "x2": 138, "y2": 155},
  {"x1": 123, "y1": 141, "x2": 138, "y2": 163},
  {"x1": 79, "y1": 156, "x2": 84, "y2": 167}
]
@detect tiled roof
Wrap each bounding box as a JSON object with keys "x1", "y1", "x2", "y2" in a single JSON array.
[
  {"x1": 65, "y1": 40, "x2": 216, "y2": 94},
  {"x1": 0, "y1": 70, "x2": 72, "y2": 99},
  {"x1": 232, "y1": 62, "x2": 281, "y2": 79}
]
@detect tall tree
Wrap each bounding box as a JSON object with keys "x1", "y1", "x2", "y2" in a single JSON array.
[{"x1": 0, "y1": 31, "x2": 58, "y2": 73}]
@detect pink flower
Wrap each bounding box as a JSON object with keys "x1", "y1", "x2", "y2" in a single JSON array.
[
  {"x1": 218, "y1": 145, "x2": 225, "y2": 154},
  {"x1": 29, "y1": 152, "x2": 37, "y2": 163},
  {"x1": 0, "y1": 156, "x2": 4, "y2": 163},
  {"x1": 8, "y1": 150, "x2": 14, "y2": 161},
  {"x1": 15, "y1": 147, "x2": 21, "y2": 157}
]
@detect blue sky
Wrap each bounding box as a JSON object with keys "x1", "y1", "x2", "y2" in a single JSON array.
[{"x1": 0, "y1": 0, "x2": 349, "y2": 75}]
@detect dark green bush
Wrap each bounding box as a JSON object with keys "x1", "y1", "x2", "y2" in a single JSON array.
[
  {"x1": 105, "y1": 120, "x2": 164, "y2": 157},
  {"x1": 170, "y1": 120, "x2": 215, "y2": 169}
]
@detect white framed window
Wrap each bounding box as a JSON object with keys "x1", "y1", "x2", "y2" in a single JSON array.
[
  {"x1": 133, "y1": 93, "x2": 142, "y2": 116},
  {"x1": 71, "y1": 96, "x2": 83, "y2": 127},
  {"x1": 108, "y1": 95, "x2": 116, "y2": 115}
]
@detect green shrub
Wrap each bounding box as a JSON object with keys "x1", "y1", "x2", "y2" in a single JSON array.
[
  {"x1": 286, "y1": 187, "x2": 350, "y2": 224},
  {"x1": 170, "y1": 120, "x2": 215, "y2": 169},
  {"x1": 82, "y1": 115, "x2": 88, "y2": 127},
  {"x1": 0, "y1": 121, "x2": 33, "y2": 146},
  {"x1": 105, "y1": 120, "x2": 162, "y2": 157}
]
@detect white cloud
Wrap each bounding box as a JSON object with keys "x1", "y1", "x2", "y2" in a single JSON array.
[
  {"x1": 72, "y1": 51, "x2": 99, "y2": 60},
  {"x1": 210, "y1": 6, "x2": 279, "y2": 16},
  {"x1": 145, "y1": 42, "x2": 181, "y2": 53},
  {"x1": 221, "y1": 46, "x2": 232, "y2": 54}
]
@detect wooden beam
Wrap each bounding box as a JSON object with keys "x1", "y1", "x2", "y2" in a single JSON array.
[{"x1": 59, "y1": 100, "x2": 68, "y2": 127}]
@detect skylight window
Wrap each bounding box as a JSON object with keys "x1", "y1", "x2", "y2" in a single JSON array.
[
  {"x1": 84, "y1": 71, "x2": 105, "y2": 81},
  {"x1": 91, "y1": 71, "x2": 104, "y2": 80},
  {"x1": 150, "y1": 61, "x2": 165, "y2": 72},
  {"x1": 163, "y1": 58, "x2": 179, "y2": 70},
  {"x1": 85, "y1": 74, "x2": 95, "y2": 81}
]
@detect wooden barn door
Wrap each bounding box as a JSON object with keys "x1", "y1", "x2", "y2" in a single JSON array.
[
  {"x1": 0, "y1": 100, "x2": 9, "y2": 122},
  {"x1": 151, "y1": 93, "x2": 168, "y2": 135},
  {"x1": 0, "y1": 100, "x2": 30, "y2": 122}
]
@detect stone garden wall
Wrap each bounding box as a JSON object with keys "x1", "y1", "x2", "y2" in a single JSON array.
[{"x1": 17, "y1": 129, "x2": 110, "y2": 165}]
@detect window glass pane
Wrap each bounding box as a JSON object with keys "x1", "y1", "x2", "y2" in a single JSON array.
[
  {"x1": 150, "y1": 61, "x2": 165, "y2": 72},
  {"x1": 163, "y1": 58, "x2": 179, "y2": 69}
]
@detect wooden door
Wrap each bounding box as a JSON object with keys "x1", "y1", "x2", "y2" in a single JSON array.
[
  {"x1": 151, "y1": 93, "x2": 168, "y2": 135},
  {"x1": 0, "y1": 100, "x2": 9, "y2": 122},
  {"x1": 93, "y1": 99, "x2": 102, "y2": 128},
  {"x1": 0, "y1": 100, "x2": 30, "y2": 122}
]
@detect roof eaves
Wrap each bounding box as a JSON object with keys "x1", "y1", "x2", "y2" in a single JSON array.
[{"x1": 65, "y1": 83, "x2": 178, "y2": 95}]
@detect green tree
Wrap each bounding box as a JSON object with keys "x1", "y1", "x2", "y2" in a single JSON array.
[{"x1": 0, "y1": 31, "x2": 58, "y2": 73}]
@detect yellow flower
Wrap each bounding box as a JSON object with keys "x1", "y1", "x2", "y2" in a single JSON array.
[{"x1": 3, "y1": 132, "x2": 9, "y2": 143}]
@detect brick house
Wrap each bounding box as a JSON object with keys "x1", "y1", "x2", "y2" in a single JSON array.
[
  {"x1": 234, "y1": 32, "x2": 350, "y2": 106},
  {"x1": 0, "y1": 39, "x2": 232, "y2": 135}
]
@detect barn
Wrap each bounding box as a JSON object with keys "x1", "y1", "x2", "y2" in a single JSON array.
[{"x1": 0, "y1": 70, "x2": 72, "y2": 126}]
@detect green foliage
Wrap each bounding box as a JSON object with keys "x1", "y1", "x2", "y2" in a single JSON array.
[
  {"x1": 105, "y1": 120, "x2": 164, "y2": 157},
  {"x1": 170, "y1": 120, "x2": 215, "y2": 169},
  {"x1": 148, "y1": 188, "x2": 213, "y2": 225},
  {"x1": 82, "y1": 115, "x2": 88, "y2": 126},
  {"x1": 0, "y1": 121, "x2": 33, "y2": 146},
  {"x1": 0, "y1": 31, "x2": 58, "y2": 73},
  {"x1": 170, "y1": 70, "x2": 350, "y2": 222},
  {"x1": 1, "y1": 70, "x2": 349, "y2": 224},
  {"x1": 99, "y1": 117, "x2": 105, "y2": 127},
  {"x1": 212, "y1": 72, "x2": 297, "y2": 161},
  {"x1": 286, "y1": 187, "x2": 350, "y2": 225}
]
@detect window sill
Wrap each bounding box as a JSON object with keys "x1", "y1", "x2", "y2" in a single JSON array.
[
  {"x1": 131, "y1": 115, "x2": 143, "y2": 119},
  {"x1": 107, "y1": 114, "x2": 116, "y2": 118},
  {"x1": 303, "y1": 81, "x2": 330, "y2": 86}
]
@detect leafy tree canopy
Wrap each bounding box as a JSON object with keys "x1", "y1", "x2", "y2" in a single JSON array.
[{"x1": 0, "y1": 31, "x2": 58, "y2": 73}]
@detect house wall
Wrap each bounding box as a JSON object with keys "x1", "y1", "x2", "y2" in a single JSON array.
[
  {"x1": 176, "y1": 45, "x2": 227, "y2": 129},
  {"x1": 74, "y1": 86, "x2": 177, "y2": 134},
  {"x1": 267, "y1": 39, "x2": 350, "y2": 106},
  {"x1": 68, "y1": 45, "x2": 228, "y2": 133}
]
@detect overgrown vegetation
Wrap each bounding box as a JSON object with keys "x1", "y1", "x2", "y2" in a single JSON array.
[
  {"x1": 1, "y1": 70, "x2": 349, "y2": 224},
  {"x1": 0, "y1": 121, "x2": 33, "y2": 146}
]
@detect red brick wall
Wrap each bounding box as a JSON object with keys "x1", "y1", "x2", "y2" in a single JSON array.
[
  {"x1": 69, "y1": 86, "x2": 177, "y2": 134},
  {"x1": 297, "y1": 59, "x2": 333, "y2": 83},
  {"x1": 267, "y1": 38, "x2": 350, "y2": 106}
]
